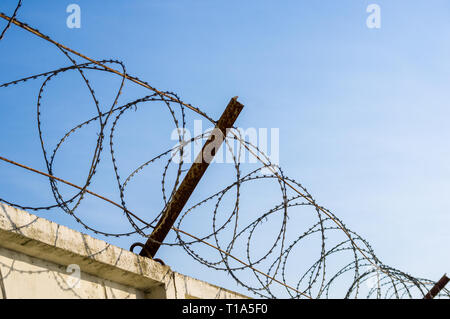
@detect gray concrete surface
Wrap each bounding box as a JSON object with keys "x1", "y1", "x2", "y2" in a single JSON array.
[{"x1": 0, "y1": 203, "x2": 247, "y2": 299}]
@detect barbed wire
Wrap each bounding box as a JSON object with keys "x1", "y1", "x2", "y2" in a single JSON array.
[
  {"x1": 0, "y1": 3, "x2": 448, "y2": 299},
  {"x1": 0, "y1": 0, "x2": 20, "y2": 41}
]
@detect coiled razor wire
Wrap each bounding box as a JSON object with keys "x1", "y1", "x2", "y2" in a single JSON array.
[{"x1": 0, "y1": 2, "x2": 448, "y2": 299}]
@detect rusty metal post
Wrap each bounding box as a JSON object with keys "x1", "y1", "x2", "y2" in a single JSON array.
[
  {"x1": 138, "y1": 97, "x2": 244, "y2": 258},
  {"x1": 423, "y1": 274, "x2": 449, "y2": 299}
]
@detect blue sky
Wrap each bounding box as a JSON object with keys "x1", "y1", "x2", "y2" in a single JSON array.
[{"x1": 0, "y1": 0, "x2": 449, "y2": 297}]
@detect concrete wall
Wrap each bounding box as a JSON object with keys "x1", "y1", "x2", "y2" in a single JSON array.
[{"x1": 0, "y1": 203, "x2": 247, "y2": 299}]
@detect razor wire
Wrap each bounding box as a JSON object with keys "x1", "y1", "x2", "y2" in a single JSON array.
[{"x1": 0, "y1": 2, "x2": 448, "y2": 299}]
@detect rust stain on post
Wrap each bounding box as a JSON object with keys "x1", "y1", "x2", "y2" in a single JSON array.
[
  {"x1": 424, "y1": 274, "x2": 449, "y2": 299},
  {"x1": 139, "y1": 97, "x2": 244, "y2": 258}
]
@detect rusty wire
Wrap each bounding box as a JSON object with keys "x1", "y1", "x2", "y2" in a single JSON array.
[{"x1": 0, "y1": 4, "x2": 448, "y2": 299}]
